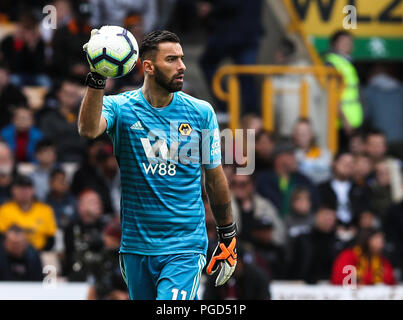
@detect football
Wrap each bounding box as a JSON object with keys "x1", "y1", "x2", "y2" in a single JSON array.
[{"x1": 86, "y1": 25, "x2": 139, "y2": 78}]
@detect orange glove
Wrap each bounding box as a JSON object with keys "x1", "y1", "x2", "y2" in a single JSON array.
[{"x1": 206, "y1": 222, "x2": 238, "y2": 286}]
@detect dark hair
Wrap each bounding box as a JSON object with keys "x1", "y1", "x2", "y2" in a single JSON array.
[
  {"x1": 330, "y1": 30, "x2": 352, "y2": 47},
  {"x1": 35, "y1": 138, "x2": 55, "y2": 154},
  {"x1": 365, "y1": 128, "x2": 386, "y2": 141},
  {"x1": 356, "y1": 227, "x2": 383, "y2": 256},
  {"x1": 333, "y1": 150, "x2": 353, "y2": 162},
  {"x1": 50, "y1": 167, "x2": 66, "y2": 180},
  {"x1": 140, "y1": 30, "x2": 180, "y2": 61}
]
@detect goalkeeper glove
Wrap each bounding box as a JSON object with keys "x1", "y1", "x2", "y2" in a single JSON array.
[
  {"x1": 206, "y1": 222, "x2": 238, "y2": 287},
  {"x1": 83, "y1": 29, "x2": 106, "y2": 89}
]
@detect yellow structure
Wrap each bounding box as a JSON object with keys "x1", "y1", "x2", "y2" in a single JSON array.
[{"x1": 212, "y1": 65, "x2": 344, "y2": 154}]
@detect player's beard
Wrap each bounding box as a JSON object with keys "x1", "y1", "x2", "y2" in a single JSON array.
[{"x1": 154, "y1": 65, "x2": 184, "y2": 93}]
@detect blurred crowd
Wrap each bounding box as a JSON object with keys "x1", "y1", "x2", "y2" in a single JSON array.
[{"x1": 0, "y1": 0, "x2": 403, "y2": 301}]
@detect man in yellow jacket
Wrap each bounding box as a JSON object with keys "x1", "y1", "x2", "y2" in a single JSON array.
[
  {"x1": 325, "y1": 30, "x2": 363, "y2": 151},
  {"x1": 0, "y1": 175, "x2": 57, "y2": 251}
]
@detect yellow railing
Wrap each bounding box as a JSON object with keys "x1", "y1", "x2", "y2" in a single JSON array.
[{"x1": 212, "y1": 65, "x2": 344, "y2": 154}]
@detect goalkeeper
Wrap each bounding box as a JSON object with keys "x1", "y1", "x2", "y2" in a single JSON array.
[{"x1": 78, "y1": 29, "x2": 237, "y2": 300}]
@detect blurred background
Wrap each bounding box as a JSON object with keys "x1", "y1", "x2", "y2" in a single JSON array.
[{"x1": 0, "y1": 0, "x2": 403, "y2": 300}]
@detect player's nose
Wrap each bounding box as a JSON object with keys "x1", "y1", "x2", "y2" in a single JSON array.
[{"x1": 178, "y1": 59, "x2": 186, "y2": 72}]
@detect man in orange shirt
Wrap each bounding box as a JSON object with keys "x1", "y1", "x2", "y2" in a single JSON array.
[{"x1": 0, "y1": 175, "x2": 57, "y2": 251}]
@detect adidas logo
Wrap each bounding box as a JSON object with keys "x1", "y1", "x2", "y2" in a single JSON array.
[{"x1": 130, "y1": 121, "x2": 144, "y2": 130}]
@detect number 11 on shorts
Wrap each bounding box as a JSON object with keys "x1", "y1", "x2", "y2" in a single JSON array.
[{"x1": 171, "y1": 288, "x2": 187, "y2": 300}]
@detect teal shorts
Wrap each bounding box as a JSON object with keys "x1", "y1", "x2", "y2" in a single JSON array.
[{"x1": 120, "y1": 252, "x2": 206, "y2": 300}]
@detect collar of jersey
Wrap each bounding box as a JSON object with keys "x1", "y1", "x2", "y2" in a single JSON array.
[{"x1": 139, "y1": 88, "x2": 177, "y2": 115}]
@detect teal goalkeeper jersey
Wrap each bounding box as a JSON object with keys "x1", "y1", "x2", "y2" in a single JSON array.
[{"x1": 102, "y1": 89, "x2": 221, "y2": 255}]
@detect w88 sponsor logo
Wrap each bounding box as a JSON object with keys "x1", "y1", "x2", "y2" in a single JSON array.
[{"x1": 142, "y1": 162, "x2": 177, "y2": 176}]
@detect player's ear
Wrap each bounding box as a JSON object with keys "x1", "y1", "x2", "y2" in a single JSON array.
[{"x1": 143, "y1": 59, "x2": 154, "y2": 75}]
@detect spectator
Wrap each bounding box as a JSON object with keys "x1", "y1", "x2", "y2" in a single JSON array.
[
  {"x1": 364, "y1": 64, "x2": 403, "y2": 160},
  {"x1": 256, "y1": 141, "x2": 319, "y2": 217},
  {"x1": 284, "y1": 188, "x2": 314, "y2": 238},
  {"x1": 203, "y1": 244, "x2": 270, "y2": 300},
  {"x1": 0, "y1": 62, "x2": 27, "y2": 129},
  {"x1": 0, "y1": 142, "x2": 15, "y2": 204},
  {"x1": 0, "y1": 225, "x2": 43, "y2": 281},
  {"x1": 249, "y1": 216, "x2": 286, "y2": 281},
  {"x1": 230, "y1": 171, "x2": 285, "y2": 246},
  {"x1": 358, "y1": 210, "x2": 379, "y2": 230},
  {"x1": 29, "y1": 139, "x2": 58, "y2": 201},
  {"x1": 95, "y1": 144, "x2": 121, "y2": 215},
  {"x1": 384, "y1": 200, "x2": 403, "y2": 278},
  {"x1": 1, "y1": 105, "x2": 43, "y2": 163},
  {"x1": 318, "y1": 151, "x2": 369, "y2": 226},
  {"x1": 365, "y1": 130, "x2": 403, "y2": 204},
  {"x1": 87, "y1": 218, "x2": 128, "y2": 300},
  {"x1": 39, "y1": 79, "x2": 87, "y2": 163},
  {"x1": 0, "y1": 11, "x2": 50, "y2": 87},
  {"x1": 0, "y1": 175, "x2": 57, "y2": 251},
  {"x1": 352, "y1": 153, "x2": 372, "y2": 189},
  {"x1": 331, "y1": 227, "x2": 396, "y2": 285},
  {"x1": 254, "y1": 130, "x2": 275, "y2": 173},
  {"x1": 71, "y1": 140, "x2": 117, "y2": 215},
  {"x1": 45, "y1": 168, "x2": 76, "y2": 230},
  {"x1": 40, "y1": 0, "x2": 73, "y2": 47},
  {"x1": 51, "y1": 1, "x2": 92, "y2": 78},
  {"x1": 292, "y1": 118, "x2": 332, "y2": 184},
  {"x1": 198, "y1": 0, "x2": 264, "y2": 115},
  {"x1": 348, "y1": 129, "x2": 366, "y2": 156},
  {"x1": 369, "y1": 159, "x2": 402, "y2": 223},
  {"x1": 324, "y1": 30, "x2": 363, "y2": 151},
  {"x1": 89, "y1": 0, "x2": 157, "y2": 34},
  {"x1": 286, "y1": 205, "x2": 342, "y2": 284},
  {"x1": 63, "y1": 188, "x2": 107, "y2": 281}
]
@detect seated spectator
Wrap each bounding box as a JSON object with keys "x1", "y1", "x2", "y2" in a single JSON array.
[
  {"x1": 384, "y1": 200, "x2": 403, "y2": 279},
  {"x1": 365, "y1": 129, "x2": 402, "y2": 166},
  {"x1": 87, "y1": 218, "x2": 128, "y2": 300},
  {"x1": 331, "y1": 227, "x2": 396, "y2": 285},
  {"x1": 318, "y1": 151, "x2": 369, "y2": 226},
  {"x1": 63, "y1": 188, "x2": 107, "y2": 281},
  {"x1": 348, "y1": 129, "x2": 366, "y2": 156},
  {"x1": 256, "y1": 141, "x2": 319, "y2": 217},
  {"x1": 230, "y1": 171, "x2": 285, "y2": 246},
  {"x1": 352, "y1": 153, "x2": 372, "y2": 189},
  {"x1": 254, "y1": 130, "x2": 275, "y2": 173},
  {"x1": 1, "y1": 105, "x2": 43, "y2": 163},
  {"x1": 249, "y1": 216, "x2": 286, "y2": 281},
  {"x1": 0, "y1": 225, "x2": 43, "y2": 281},
  {"x1": 364, "y1": 64, "x2": 403, "y2": 160},
  {"x1": 45, "y1": 168, "x2": 76, "y2": 230},
  {"x1": 39, "y1": 79, "x2": 87, "y2": 163},
  {"x1": 0, "y1": 62, "x2": 27, "y2": 129},
  {"x1": 90, "y1": 0, "x2": 157, "y2": 34},
  {"x1": 365, "y1": 130, "x2": 403, "y2": 204},
  {"x1": 203, "y1": 244, "x2": 270, "y2": 300},
  {"x1": 284, "y1": 188, "x2": 314, "y2": 238},
  {"x1": 369, "y1": 159, "x2": 402, "y2": 223},
  {"x1": 95, "y1": 144, "x2": 121, "y2": 215},
  {"x1": 0, "y1": 11, "x2": 50, "y2": 87},
  {"x1": 51, "y1": 1, "x2": 92, "y2": 78},
  {"x1": 358, "y1": 210, "x2": 379, "y2": 230},
  {"x1": 0, "y1": 175, "x2": 57, "y2": 251},
  {"x1": 0, "y1": 142, "x2": 15, "y2": 204},
  {"x1": 292, "y1": 118, "x2": 332, "y2": 184},
  {"x1": 29, "y1": 139, "x2": 58, "y2": 201},
  {"x1": 71, "y1": 140, "x2": 117, "y2": 215},
  {"x1": 286, "y1": 205, "x2": 343, "y2": 284}
]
